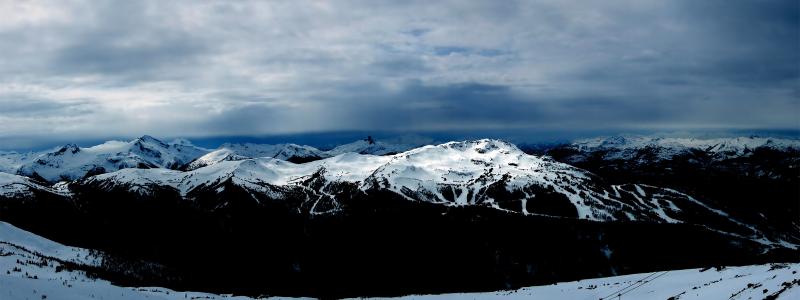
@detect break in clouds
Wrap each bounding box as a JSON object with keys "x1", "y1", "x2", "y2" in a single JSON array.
[{"x1": 0, "y1": 0, "x2": 797, "y2": 148}]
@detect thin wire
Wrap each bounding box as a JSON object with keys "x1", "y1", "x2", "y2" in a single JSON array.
[
  {"x1": 617, "y1": 271, "x2": 669, "y2": 297},
  {"x1": 598, "y1": 271, "x2": 661, "y2": 300}
]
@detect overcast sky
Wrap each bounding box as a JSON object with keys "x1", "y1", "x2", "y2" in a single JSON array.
[{"x1": 0, "y1": 0, "x2": 798, "y2": 149}]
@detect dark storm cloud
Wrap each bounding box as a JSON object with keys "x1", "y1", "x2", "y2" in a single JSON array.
[{"x1": 0, "y1": 0, "x2": 796, "y2": 149}]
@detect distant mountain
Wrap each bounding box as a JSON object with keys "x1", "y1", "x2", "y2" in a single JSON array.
[
  {"x1": 0, "y1": 136, "x2": 421, "y2": 182},
  {"x1": 326, "y1": 136, "x2": 418, "y2": 156},
  {"x1": 11, "y1": 135, "x2": 209, "y2": 182},
  {"x1": 184, "y1": 136, "x2": 420, "y2": 170},
  {"x1": 557, "y1": 135, "x2": 800, "y2": 164}
]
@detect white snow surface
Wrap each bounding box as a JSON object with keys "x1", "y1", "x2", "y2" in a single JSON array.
[
  {"x1": 1, "y1": 220, "x2": 797, "y2": 300},
  {"x1": 0, "y1": 222, "x2": 99, "y2": 266},
  {"x1": 364, "y1": 264, "x2": 800, "y2": 300}
]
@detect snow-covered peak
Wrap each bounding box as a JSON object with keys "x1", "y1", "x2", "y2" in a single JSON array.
[
  {"x1": 435, "y1": 139, "x2": 523, "y2": 155},
  {"x1": 133, "y1": 135, "x2": 168, "y2": 147},
  {"x1": 365, "y1": 139, "x2": 593, "y2": 208},
  {"x1": 54, "y1": 144, "x2": 81, "y2": 155}
]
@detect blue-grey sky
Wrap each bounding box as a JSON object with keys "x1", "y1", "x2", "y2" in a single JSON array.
[{"x1": 0, "y1": 0, "x2": 798, "y2": 149}]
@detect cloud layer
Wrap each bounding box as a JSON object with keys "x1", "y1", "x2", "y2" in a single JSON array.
[{"x1": 0, "y1": 0, "x2": 797, "y2": 148}]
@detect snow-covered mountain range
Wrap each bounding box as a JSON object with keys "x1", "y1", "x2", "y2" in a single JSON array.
[
  {"x1": 1, "y1": 139, "x2": 796, "y2": 248},
  {"x1": 559, "y1": 135, "x2": 800, "y2": 163},
  {"x1": 0, "y1": 136, "x2": 420, "y2": 183},
  {"x1": 9, "y1": 135, "x2": 209, "y2": 182},
  {"x1": 186, "y1": 137, "x2": 419, "y2": 170}
]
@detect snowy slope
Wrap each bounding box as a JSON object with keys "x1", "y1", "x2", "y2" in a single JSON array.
[
  {"x1": 0, "y1": 222, "x2": 99, "y2": 266},
  {"x1": 366, "y1": 263, "x2": 800, "y2": 300},
  {"x1": 186, "y1": 143, "x2": 328, "y2": 170},
  {"x1": 0, "y1": 221, "x2": 306, "y2": 300},
  {"x1": 15, "y1": 136, "x2": 209, "y2": 182}
]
